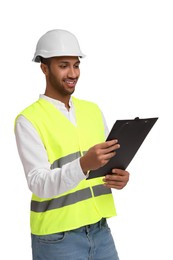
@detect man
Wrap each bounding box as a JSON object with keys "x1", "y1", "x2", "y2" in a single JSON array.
[{"x1": 15, "y1": 29, "x2": 129, "y2": 260}]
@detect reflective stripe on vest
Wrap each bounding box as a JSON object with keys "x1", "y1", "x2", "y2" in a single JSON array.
[
  {"x1": 51, "y1": 151, "x2": 86, "y2": 169},
  {"x1": 31, "y1": 185, "x2": 112, "y2": 212}
]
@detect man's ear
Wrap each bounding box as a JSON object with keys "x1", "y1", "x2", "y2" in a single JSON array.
[{"x1": 40, "y1": 63, "x2": 49, "y2": 75}]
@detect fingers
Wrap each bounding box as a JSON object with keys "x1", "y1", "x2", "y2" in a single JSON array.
[
  {"x1": 100, "y1": 139, "x2": 120, "y2": 150},
  {"x1": 111, "y1": 168, "x2": 129, "y2": 176},
  {"x1": 96, "y1": 140, "x2": 120, "y2": 165},
  {"x1": 103, "y1": 169, "x2": 130, "y2": 189},
  {"x1": 97, "y1": 140, "x2": 120, "y2": 155},
  {"x1": 80, "y1": 140, "x2": 120, "y2": 173},
  {"x1": 102, "y1": 139, "x2": 118, "y2": 147}
]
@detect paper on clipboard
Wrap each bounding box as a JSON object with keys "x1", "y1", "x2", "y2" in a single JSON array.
[{"x1": 87, "y1": 117, "x2": 158, "y2": 180}]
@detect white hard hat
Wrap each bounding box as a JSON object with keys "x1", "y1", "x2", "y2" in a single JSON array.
[{"x1": 32, "y1": 29, "x2": 85, "y2": 62}]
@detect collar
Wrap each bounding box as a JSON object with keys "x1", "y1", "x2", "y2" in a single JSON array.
[{"x1": 39, "y1": 94, "x2": 73, "y2": 109}]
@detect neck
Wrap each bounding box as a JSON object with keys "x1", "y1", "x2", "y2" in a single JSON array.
[{"x1": 44, "y1": 90, "x2": 71, "y2": 110}]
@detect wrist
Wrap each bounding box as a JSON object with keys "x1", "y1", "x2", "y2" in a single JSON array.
[{"x1": 80, "y1": 157, "x2": 90, "y2": 175}]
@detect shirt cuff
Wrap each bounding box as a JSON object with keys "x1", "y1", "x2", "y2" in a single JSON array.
[{"x1": 76, "y1": 158, "x2": 89, "y2": 179}]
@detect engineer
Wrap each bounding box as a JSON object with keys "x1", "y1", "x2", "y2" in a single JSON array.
[{"x1": 15, "y1": 29, "x2": 130, "y2": 260}]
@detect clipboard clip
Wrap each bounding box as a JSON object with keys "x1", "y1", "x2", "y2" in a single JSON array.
[
  {"x1": 134, "y1": 117, "x2": 140, "y2": 121},
  {"x1": 135, "y1": 117, "x2": 149, "y2": 123}
]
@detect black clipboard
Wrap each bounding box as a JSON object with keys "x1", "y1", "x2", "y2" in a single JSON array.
[{"x1": 87, "y1": 117, "x2": 158, "y2": 180}]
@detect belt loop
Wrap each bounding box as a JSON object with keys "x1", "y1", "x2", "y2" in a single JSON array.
[
  {"x1": 99, "y1": 218, "x2": 106, "y2": 229},
  {"x1": 85, "y1": 225, "x2": 90, "y2": 236},
  {"x1": 99, "y1": 219, "x2": 102, "y2": 229}
]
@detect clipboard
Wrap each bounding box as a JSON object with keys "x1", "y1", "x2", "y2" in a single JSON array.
[{"x1": 87, "y1": 117, "x2": 158, "y2": 180}]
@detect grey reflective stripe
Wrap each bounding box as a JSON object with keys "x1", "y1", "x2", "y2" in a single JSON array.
[
  {"x1": 31, "y1": 188, "x2": 92, "y2": 212},
  {"x1": 31, "y1": 185, "x2": 112, "y2": 213},
  {"x1": 51, "y1": 151, "x2": 87, "y2": 169},
  {"x1": 92, "y1": 185, "x2": 112, "y2": 197}
]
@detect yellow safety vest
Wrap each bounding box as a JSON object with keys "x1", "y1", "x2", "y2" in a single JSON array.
[{"x1": 18, "y1": 97, "x2": 116, "y2": 235}]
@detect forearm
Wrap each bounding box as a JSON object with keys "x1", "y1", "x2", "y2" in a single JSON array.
[{"x1": 26, "y1": 159, "x2": 85, "y2": 198}]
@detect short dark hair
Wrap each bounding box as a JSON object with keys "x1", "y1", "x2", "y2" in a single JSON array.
[{"x1": 39, "y1": 57, "x2": 51, "y2": 67}]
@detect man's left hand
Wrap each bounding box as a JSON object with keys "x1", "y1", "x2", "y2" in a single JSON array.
[{"x1": 103, "y1": 168, "x2": 130, "y2": 189}]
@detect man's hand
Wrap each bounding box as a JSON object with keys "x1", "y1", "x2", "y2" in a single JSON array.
[
  {"x1": 80, "y1": 140, "x2": 120, "y2": 174},
  {"x1": 103, "y1": 168, "x2": 130, "y2": 189}
]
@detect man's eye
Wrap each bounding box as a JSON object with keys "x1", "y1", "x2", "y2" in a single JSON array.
[{"x1": 59, "y1": 65, "x2": 67, "y2": 68}]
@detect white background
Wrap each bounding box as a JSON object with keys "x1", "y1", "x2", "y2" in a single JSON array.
[{"x1": 1, "y1": 0, "x2": 173, "y2": 259}]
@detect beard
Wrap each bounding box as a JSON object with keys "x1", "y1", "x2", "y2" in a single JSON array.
[{"x1": 48, "y1": 69, "x2": 76, "y2": 97}]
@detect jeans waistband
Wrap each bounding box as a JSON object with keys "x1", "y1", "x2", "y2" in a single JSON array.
[{"x1": 73, "y1": 218, "x2": 107, "y2": 233}]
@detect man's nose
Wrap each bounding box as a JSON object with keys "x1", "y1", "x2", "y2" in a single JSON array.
[{"x1": 68, "y1": 67, "x2": 77, "y2": 78}]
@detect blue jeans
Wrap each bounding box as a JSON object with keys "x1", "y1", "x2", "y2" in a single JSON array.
[{"x1": 31, "y1": 218, "x2": 119, "y2": 260}]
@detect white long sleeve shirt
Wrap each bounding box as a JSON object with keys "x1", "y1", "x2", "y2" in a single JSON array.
[{"x1": 15, "y1": 95, "x2": 109, "y2": 198}]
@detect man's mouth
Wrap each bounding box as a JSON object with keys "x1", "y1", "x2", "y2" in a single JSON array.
[{"x1": 64, "y1": 79, "x2": 77, "y2": 87}]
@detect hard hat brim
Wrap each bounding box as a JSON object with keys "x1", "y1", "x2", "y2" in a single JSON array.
[{"x1": 32, "y1": 51, "x2": 86, "y2": 62}]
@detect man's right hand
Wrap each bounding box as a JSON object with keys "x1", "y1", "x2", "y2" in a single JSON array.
[{"x1": 80, "y1": 140, "x2": 120, "y2": 174}]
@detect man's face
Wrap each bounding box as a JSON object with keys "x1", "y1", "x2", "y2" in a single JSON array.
[{"x1": 46, "y1": 56, "x2": 80, "y2": 97}]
